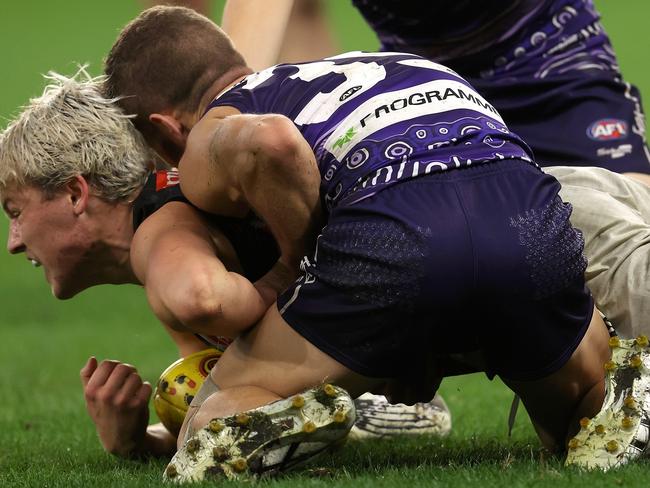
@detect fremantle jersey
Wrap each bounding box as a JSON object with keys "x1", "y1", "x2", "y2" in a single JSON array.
[
  {"x1": 351, "y1": 0, "x2": 617, "y2": 81},
  {"x1": 207, "y1": 52, "x2": 534, "y2": 210},
  {"x1": 351, "y1": 0, "x2": 544, "y2": 60}
]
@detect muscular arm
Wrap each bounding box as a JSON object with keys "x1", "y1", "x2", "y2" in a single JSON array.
[
  {"x1": 163, "y1": 323, "x2": 213, "y2": 357},
  {"x1": 222, "y1": 0, "x2": 295, "y2": 71},
  {"x1": 82, "y1": 201, "x2": 252, "y2": 459},
  {"x1": 131, "y1": 200, "x2": 268, "y2": 337},
  {"x1": 179, "y1": 109, "x2": 323, "y2": 302},
  {"x1": 222, "y1": 0, "x2": 337, "y2": 71}
]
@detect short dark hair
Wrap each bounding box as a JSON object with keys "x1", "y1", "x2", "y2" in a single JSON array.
[{"x1": 104, "y1": 6, "x2": 246, "y2": 138}]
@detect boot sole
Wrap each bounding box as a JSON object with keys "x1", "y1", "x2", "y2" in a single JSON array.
[
  {"x1": 565, "y1": 336, "x2": 650, "y2": 470},
  {"x1": 164, "y1": 383, "x2": 355, "y2": 482}
]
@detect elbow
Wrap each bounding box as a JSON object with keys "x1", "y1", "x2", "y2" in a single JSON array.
[
  {"x1": 168, "y1": 272, "x2": 227, "y2": 334},
  {"x1": 176, "y1": 300, "x2": 224, "y2": 333}
]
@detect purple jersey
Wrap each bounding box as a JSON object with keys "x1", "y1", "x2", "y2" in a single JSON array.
[
  {"x1": 352, "y1": 0, "x2": 544, "y2": 61},
  {"x1": 471, "y1": 0, "x2": 617, "y2": 81},
  {"x1": 348, "y1": 2, "x2": 649, "y2": 173},
  {"x1": 207, "y1": 52, "x2": 533, "y2": 210},
  {"x1": 352, "y1": 0, "x2": 617, "y2": 80}
]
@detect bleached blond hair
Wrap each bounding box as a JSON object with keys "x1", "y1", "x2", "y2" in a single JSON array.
[{"x1": 0, "y1": 69, "x2": 152, "y2": 201}]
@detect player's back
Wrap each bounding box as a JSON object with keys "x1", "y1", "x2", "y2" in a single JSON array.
[
  {"x1": 351, "y1": 1, "x2": 615, "y2": 79},
  {"x1": 352, "y1": 0, "x2": 544, "y2": 60},
  {"x1": 208, "y1": 52, "x2": 533, "y2": 209}
]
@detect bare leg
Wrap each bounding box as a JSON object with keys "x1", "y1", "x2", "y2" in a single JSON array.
[
  {"x1": 177, "y1": 304, "x2": 385, "y2": 446},
  {"x1": 167, "y1": 303, "x2": 367, "y2": 481},
  {"x1": 211, "y1": 304, "x2": 383, "y2": 397},
  {"x1": 503, "y1": 307, "x2": 609, "y2": 452}
]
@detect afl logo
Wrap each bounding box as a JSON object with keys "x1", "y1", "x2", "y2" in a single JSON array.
[
  {"x1": 339, "y1": 85, "x2": 362, "y2": 101},
  {"x1": 587, "y1": 119, "x2": 628, "y2": 141}
]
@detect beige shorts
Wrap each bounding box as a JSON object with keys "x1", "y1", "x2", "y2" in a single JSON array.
[{"x1": 547, "y1": 166, "x2": 650, "y2": 338}]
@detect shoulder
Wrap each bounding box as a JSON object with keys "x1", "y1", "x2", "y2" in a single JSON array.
[
  {"x1": 131, "y1": 200, "x2": 241, "y2": 279},
  {"x1": 188, "y1": 108, "x2": 300, "y2": 165},
  {"x1": 184, "y1": 106, "x2": 243, "y2": 160},
  {"x1": 193, "y1": 105, "x2": 243, "y2": 136},
  {"x1": 131, "y1": 201, "x2": 207, "y2": 273},
  {"x1": 132, "y1": 201, "x2": 204, "y2": 256}
]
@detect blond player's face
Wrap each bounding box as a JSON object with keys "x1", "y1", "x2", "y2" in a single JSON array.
[{"x1": 3, "y1": 184, "x2": 91, "y2": 299}]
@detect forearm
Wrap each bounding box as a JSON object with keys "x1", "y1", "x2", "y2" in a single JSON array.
[
  {"x1": 184, "y1": 270, "x2": 269, "y2": 336},
  {"x1": 277, "y1": 0, "x2": 339, "y2": 65},
  {"x1": 222, "y1": 0, "x2": 295, "y2": 71},
  {"x1": 149, "y1": 269, "x2": 269, "y2": 338},
  {"x1": 254, "y1": 259, "x2": 299, "y2": 307},
  {"x1": 162, "y1": 323, "x2": 212, "y2": 358},
  {"x1": 108, "y1": 423, "x2": 176, "y2": 459},
  {"x1": 136, "y1": 205, "x2": 270, "y2": 338}
]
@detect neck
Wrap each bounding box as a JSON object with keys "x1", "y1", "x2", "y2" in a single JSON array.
[
  {"x1": 195, "y1": 65, "x2": 253, "y2": 120},
  {"x1": 85, "y1": 197, "x2": 139, "y2": 286}
]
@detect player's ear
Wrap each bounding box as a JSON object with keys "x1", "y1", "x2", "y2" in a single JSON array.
[
  {"x1": 149, "y1": 113, "x2": 188, "y2": 148},
  {"x1": 65, "y1": 175, "x2": 90, "y2": 215}
]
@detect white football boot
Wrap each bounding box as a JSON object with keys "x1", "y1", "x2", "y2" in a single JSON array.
[
  {"x1": 349, "y1": 392, "x2": 451, "y2": 439},
  {"x1": 163, "y1": 384, "x2": 355, "y2": 483},
  {"x1": 566, "y1": 336, "x2": 650, "y2": 470}
]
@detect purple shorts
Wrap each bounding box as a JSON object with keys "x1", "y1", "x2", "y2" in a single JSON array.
[
  {"x1": 468, "y1": 75, "x2": 650, "y2": 173},
  {"x1": 277, "y1": 159, "x2": 594, "y2": 381}
]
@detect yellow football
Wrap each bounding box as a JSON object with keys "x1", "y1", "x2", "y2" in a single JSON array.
[{"x1": 153, "y1": 348, "x2": 222, "y2": 436}]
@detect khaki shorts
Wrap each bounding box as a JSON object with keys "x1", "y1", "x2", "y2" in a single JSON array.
[{"x1": 547, "y1": 166, "x2": 650, "y2": 338}]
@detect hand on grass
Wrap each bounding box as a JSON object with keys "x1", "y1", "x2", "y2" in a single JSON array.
[{"x1": 80, "y1": 357, "x2": 152, "y2": 458}]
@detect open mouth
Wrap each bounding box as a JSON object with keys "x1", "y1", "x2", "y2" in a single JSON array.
[{"x1": 29, "y1": 258, "x2": 42, "y2": 267}]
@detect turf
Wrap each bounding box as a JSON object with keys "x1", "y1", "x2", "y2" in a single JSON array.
[{"x1": 1, "y1": 1, "x2": 650, "y2": 487}]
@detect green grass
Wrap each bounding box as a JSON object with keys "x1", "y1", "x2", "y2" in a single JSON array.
[{"x1": 1, "y1": 1, "x2": 650, "y2": 487}]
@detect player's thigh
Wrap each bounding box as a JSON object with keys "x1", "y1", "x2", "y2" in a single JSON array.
[
  {"x1": 502, "y1": 308, "x2": 609, "y2": 449},
  {"x1": 211, "y1": 304, "x2": 383, "y2": 398}
]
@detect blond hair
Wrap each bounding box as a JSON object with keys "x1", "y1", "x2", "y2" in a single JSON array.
[{"x1": 0, "y1": 69, "x2": 151, "y2": 201}]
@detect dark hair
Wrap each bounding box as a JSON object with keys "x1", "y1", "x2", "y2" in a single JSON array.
[{"x1": 104, "y1": 6, "x2": 246, "y2": 138}]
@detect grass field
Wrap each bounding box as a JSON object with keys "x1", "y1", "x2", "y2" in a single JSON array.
[{"x1": 1, "y1": 1, "x2": 650, "y2": 487}]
